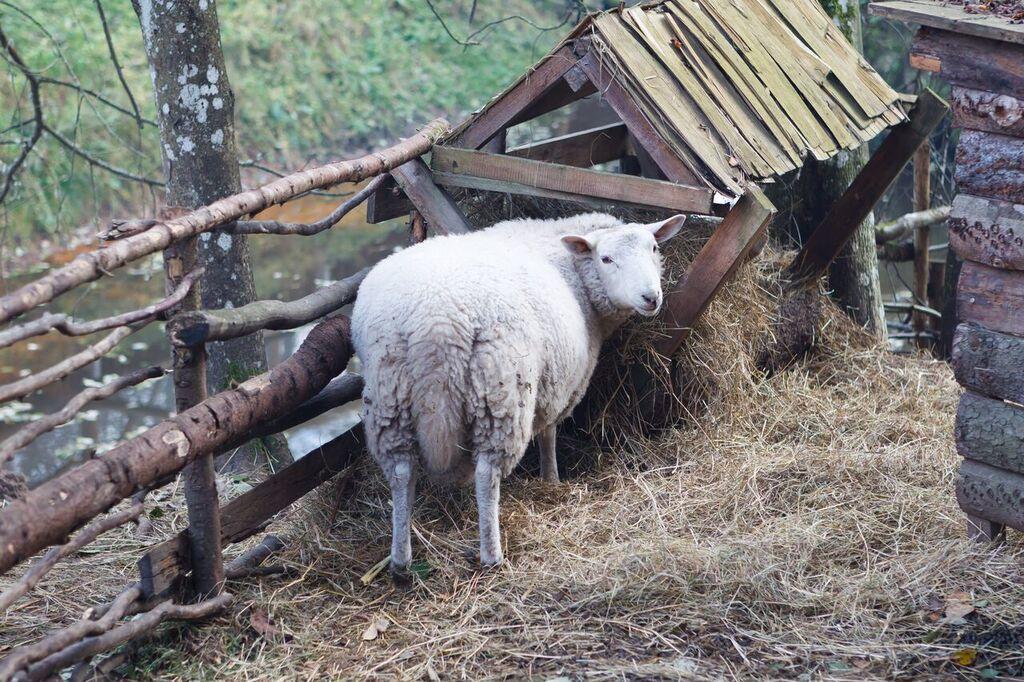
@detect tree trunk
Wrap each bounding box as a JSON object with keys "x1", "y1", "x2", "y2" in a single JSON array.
[
  {"x1": 769, "y1": 0, "x2": 886, "y2": 337},
  {"x1": 132, "y1": 0, "x2": 290, "y2": 472}
]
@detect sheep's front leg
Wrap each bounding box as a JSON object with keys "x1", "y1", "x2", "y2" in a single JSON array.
[
  {"x1": 474, "y1": 457, "x2": 504, "y2": 567},
  {"x1": 387, "y1": 459, "x2": 418, "y2": 583},
  {"x1": 539, "y1": 425, "x2": 559, "y2": 483}
]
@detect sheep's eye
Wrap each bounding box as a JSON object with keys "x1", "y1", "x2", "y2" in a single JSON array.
[{"x1": 601, "y1": 256, "x2": 613, "y2": 264}]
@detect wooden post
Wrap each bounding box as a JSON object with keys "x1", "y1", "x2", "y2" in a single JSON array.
[
  {"x1": 161, "y1": 206, "x2": 223, "y2": 601},
  {"x1": 912, "y1": 141, "x2": 931, "y2": 338}
]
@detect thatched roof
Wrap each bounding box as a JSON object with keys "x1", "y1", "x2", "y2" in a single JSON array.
[{"x1": 451, "y1": 0, "x2": 907, "y2": 196}]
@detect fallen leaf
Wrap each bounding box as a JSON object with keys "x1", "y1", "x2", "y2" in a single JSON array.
[
  {"x1": 362, "y1": 616, "x2": 391, "y2": 641},
  {"x1": 951, "y1": 648, "x2": 978, "y2": 667},
  {"x1": 944, "y1": 601, "x2": 975, "y2": 623},
  {"x1": 249, "y1": 608, "x2": 279, "y2": 639}
]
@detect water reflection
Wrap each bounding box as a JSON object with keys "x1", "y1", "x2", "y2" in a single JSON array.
[{"x1": 0, "y1": 197, "x2": 405, "y2": 486}]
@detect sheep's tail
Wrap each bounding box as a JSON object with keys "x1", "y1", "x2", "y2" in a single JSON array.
[{"x1": 408, "y1": 328, "x2": 470, "y2": 480}]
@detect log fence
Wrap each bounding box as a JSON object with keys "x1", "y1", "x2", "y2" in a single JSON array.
[{"x1": 0, "y1": 119, "x2": 448, "y2": 678}]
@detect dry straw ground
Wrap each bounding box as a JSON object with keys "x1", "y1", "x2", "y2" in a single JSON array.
[{"x1": 2, "y1": 241, "x2": 1023, "y2": 680}]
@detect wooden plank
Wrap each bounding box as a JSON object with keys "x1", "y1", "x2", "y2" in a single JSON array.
[
  {"x1": 910, "y1": 27, "x2": 1024, "y2": 97},
  {"x1": 957, "y1": 459, "x2": 1024, "y2": 533},
  {"x1": 953, "y1": 324, "x2": 1024, "y2": 404},
  {"x1": 913, "y1": 142, "x2": 931, "y2": 335},
  {"x1": 787, "y1": 89, "x2": 949, "y2": 283},
  {"x1": 655, "y1": 186, "x2": 776, "y2": 356},
  {"x1": 506, "y1": 122, "x2": 629, "y2": 168},
  {"x1": 956, "y1": 391, "x2": 1024, "y2": 474},
  {"x1": 508, "y1": 77, "x2": 597, "y2": 128},
  {"x1": 575, "y1": 47, "x2": 705, "y2": 188},
  {"x1": 451, "y1": 45, "x2": 579, "y2": 150},
  {"x1": 948, "y1": 193, "x2": 1024, "y2": 270},
  {"x1": 430, "y1": 146, "x2": 715, "y2": 215},
  {"x1": 952, "y1": 87, "x2": 1024, "y2": 138},
  {"x1": 957, "y1": 260, "x2": 1024, "y2": 336},
  {"x1": 366, "y1": 176, "x2": 413, "y2": 224},
  {"x1": 138, "y1": 425, "x2": 365, "y2": 598},
  {"x1": 870, "y1": 1, "x2": 1024, "y2": 47},
  {"x1": 390, "y1": 158, "x2": 471, "y2": 235},
  {"x1": 955, "y1": 129, "x2": 1024, "y2": 204}
]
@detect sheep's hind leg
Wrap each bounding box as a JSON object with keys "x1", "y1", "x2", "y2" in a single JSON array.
[
  {"x1": 386, "y1": 458, "x2": 418, "y2": 584},
  {"x1": 538, "y1": 425, "x2": 559, "y2": 483},
  {"x1": 474, "y1": 457, "x2": 504, "y2": 567}
]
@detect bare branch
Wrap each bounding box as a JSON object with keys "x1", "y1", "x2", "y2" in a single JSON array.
[
  {"x1": 22, "y1": 593, "x2": 232, "y2": 681},
  {"x1": 92, "y1": 0, "x2": 144, "y2": 136},
  {"x1": 231, "y1": 175, "x2": 387, "y2": 235},
  {"x1": 225, "y1": 534, "x2": 285, "y2": 579},
  {"x1": 0, "y1": 118, "x2": 449, "y2": 324},
  {"x1": 38, "y1": 77, "x2": 158, "y2": 127},
  {"x1": 42, "y1": 123, "x2": 163, "y2": 187},
  {"x1": 875, "y1": 205, "x2": 950, "y2": 244},
  {"x1": 239, "y1": 158, "x2": 352, "y2": 198},
  {"x1": 0, "y1": 326, "x2": 135, "y2": 405},
  {"x1": 0, "y1": 26, "x2": 43, "y2": 205},
  {"x1": 0, "y1": 503, "x2": 144, "y2": 615},
  {"x1": 0, "y1": 268, "x2": 203, "y2": 349},
  {"x1": 0, "y1": 367, "x2": 165, "y2": 465}
]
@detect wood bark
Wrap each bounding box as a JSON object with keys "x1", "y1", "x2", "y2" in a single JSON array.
[
  {"x1": 957, "y1": 260, "x2": 1024, "y2": 336},
  {"x1": 0, "y1": 316, "x2": 352, "y2": 576},
  {"x1": 952, "y1": 87, "x2": 1024, "y2": 138},
  {"x1": 956, "y1": 130, "x2": 1024, "y2": 205},
  {"x1": 956, "y1": 391, "x2": 1024, "y2": 473},
  {"x1": 952, "y1": 323, "x2": 1024, "y2": 403},
  {"x1": 0, "y1": 118, "x2": 448, "y2": 325},
  {"x1": 912, "y1": 142, "x2": 931, "y2": 335},
  {"x1": 911, "y1": 27, "x2": 1024, "y2": 97},
  {"x1": 133, "y1": 0, "x2": 285, "y2": 471},
  {"x1": 949, "y1": 193, "x2": 1024, "y2": 270},
  {"x1": 939, "y1": 246, "x2": 963, "y2": 358},
  {"x1": 957, "y1": 459, "x2": 1024, "y2": 533}
]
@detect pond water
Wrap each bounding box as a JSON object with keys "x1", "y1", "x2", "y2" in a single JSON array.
[{"x1": 0, "y1": 195, "x2": 407, "y2": 486}]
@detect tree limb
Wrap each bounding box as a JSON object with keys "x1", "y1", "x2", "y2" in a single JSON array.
[
  {"x1": 0, "y1": 503, "x2": 144, "y2": 615},
  {"x1": 225, "y1": 534, "x2": 286, "y2": 579},
  {"x1": 231, "y1": 174, "x2": 387, "y2": 235},
  {"x1": 0, "y1": 118, "x2": 449, "y2": 324},
  {"x1": 0, "y1": 326, "x2": 135, "y2": 405},
  {"x1": 0, "y1": 268, "x2": 203, "y2": 349},
  {"x1": 168, "y1": 268, "x2": 366, "y2": 346},
  {"x1": 0, "y1": 26, "x2": 43, "y2": 205},
  {"x1": 874, "y1": 205, "x2": 950, "y2": 244},
  {"x1": 0, "y1": 367, "x2": 165, "y2": 465}
]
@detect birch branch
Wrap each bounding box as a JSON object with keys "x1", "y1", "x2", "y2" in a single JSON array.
[
  {"x1": 0, "y1": 268, "x2": 202, "y2": 349},
  {"x1": 0, "y1": 367, "x2": 165, "y2": 465},
  {"x1": 0, "y1": 118, "x2": 449, "y2": 324},
  {"x1": 874, "y1": 205, "x2": 950, "y2": 244},
  {"x1": 0, "y1": 503, "x2": 144, "y2": 615},
  {"x1": 0, "y1": 327, "x2": 134, "y2": 405}
]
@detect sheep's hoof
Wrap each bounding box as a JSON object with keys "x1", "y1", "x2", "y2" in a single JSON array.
[
  {"x1": 542, "y1": 471, "x2": 560, "y2": 484},
  {"x1": 389, "y1": 563, "x2": 413, "y2": 588}
]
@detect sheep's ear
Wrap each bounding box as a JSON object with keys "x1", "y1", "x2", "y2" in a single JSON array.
[
  {"x1": 561, "y1": 234, "x2": 595, "y2": 255},
  {"x1": 647, "y1": 214, "x2": 686, "y2": 243}
]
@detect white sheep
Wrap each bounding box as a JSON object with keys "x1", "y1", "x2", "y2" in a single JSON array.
[{"x1": 351, "y1": 211, "x2": 685, "y2": 579}]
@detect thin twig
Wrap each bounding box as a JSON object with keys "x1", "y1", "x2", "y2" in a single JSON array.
[
  {"x1": 92, "y1": 0, "x2": 143, "y2": 136},
  {"x1": 0, "y1": 367, "x2": 165, "y2": 464},
  {"x1": 0, "y1": 268, "x2": 202, "y2": 349},
  {"x1": 38, "y1": 77, "x2": 157, "y2": 127},
  {"x1": 0, "y1": 503, "x2": 144, "y2": 614},
  {"x1": 0, "y1": 26, "x2": 43, "y2": 205},
  {"x1": 42, "y1": 124, "x2": 163, "y2": 186},
  {"x1": 0, "y1": 326, "x2": 135, "y2": 405}
]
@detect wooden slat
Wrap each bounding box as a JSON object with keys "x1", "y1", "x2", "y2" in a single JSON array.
[
  {"x1": 957, "y1": 459, "x2": 1024, "y2": 533},
  {"x1": 506, "y1": 122, "x2": 629, "y2": 168},
  {"x1": 952, "y1": 323, "x2": 1024, "y2": 403},
  {"x1": 138, "y1": 425, "x2": 365, "y2": 598},
  {"x1": 575, "y1": 47, "x2": 705, "y2": 188},
  {"x1": 948, "y1": 194, "x2": 1024, "y2": 271},
  {"x1": 366, "y1": 176, "x2": 413, "y2": 224},
  {"x1": 430, "y1": 146, "x2": 715, "y2": 215},
  {"x1": 870, "y1": 1, "x2": 1024, "y2": 47},
  {"x1": 655, "y1": 186, "x2": 776, "y2": 356},
  {"x1": 787, "y1": 89, "x2": 949, "y2": 283},
  {"x1": 910, "y1": 27, "x2": 1024, "y2": 97},
  {"x1": 955, "y1": 129, "x2": 1024, "y2": 205},
  {"x1": 390, "y1": 158, "x2": 471, "y2": 235},
  {"x1": 957, "y1": 260, "x2": 1024, "y2": 336},
  {"x1": 956, "y1": 391, "x2": 1024, "y2": 474},
  {"x1": 952, "y1": 87, "x2": 1024, "y2": 138},
  {"x1": 450, "y1": 45, "x2": 580, "y2": 150}
]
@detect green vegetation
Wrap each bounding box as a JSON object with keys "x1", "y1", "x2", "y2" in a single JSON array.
[{"x1": 0, "y1": 1, "x2": 571, "y2": 243}]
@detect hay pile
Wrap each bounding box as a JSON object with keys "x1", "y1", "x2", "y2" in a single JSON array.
[{"x1": 2, "y1": 250, "x2": 1023, "y2": 680}]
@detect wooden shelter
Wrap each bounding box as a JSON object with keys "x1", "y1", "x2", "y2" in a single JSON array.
[
  {"x1": 872, "y1": 0, "x2": 1024, "y2": 542},
  {"x1": 370, "y1": 0, "x2": 945, "y2": 357}
]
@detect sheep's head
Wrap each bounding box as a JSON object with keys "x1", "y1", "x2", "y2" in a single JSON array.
[{"x1": 562, "y1": 214, "x2": 685, "y2": 317}]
